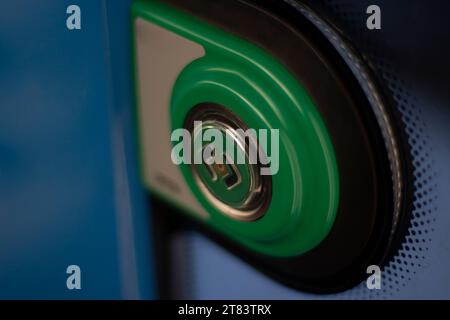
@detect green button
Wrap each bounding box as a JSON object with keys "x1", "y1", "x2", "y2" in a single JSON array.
[{"x1": 133, "y1": 0, "x2": 340, "y2": 257}]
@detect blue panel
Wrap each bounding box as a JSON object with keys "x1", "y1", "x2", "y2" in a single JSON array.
[{"x1": 0, "y1": 0, "x2": 154, "y2": 299}]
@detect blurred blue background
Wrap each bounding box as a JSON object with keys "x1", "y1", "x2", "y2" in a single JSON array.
[{"x1": 0, "y1": 0, "x2": 154, "y2": 299}]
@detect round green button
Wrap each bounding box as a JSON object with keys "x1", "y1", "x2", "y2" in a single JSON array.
[{"x1": 139, "y1": 0, "x2": 340, "y2": 257}]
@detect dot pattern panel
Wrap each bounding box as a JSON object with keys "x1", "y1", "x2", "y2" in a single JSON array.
[{"x1": 307, "y1": 0, "x2": 438, "y2": 299}]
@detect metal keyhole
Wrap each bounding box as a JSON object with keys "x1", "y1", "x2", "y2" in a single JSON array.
[{"x1": 184, "y1": 104, "x2": 272, "y2": 222}]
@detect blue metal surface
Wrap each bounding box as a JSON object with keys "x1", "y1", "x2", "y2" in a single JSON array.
[{"x1": 0, "y1": 0, "x2": 155, "y2": 299}]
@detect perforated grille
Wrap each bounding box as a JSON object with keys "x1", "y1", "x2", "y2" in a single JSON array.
[{"x1": 308, "y1": 0, "x2": 438, "y2": 299}]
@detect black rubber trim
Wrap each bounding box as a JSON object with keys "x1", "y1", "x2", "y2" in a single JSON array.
[{"x1": 151, "y1": 0, "x2": 411, "y2": 293}]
